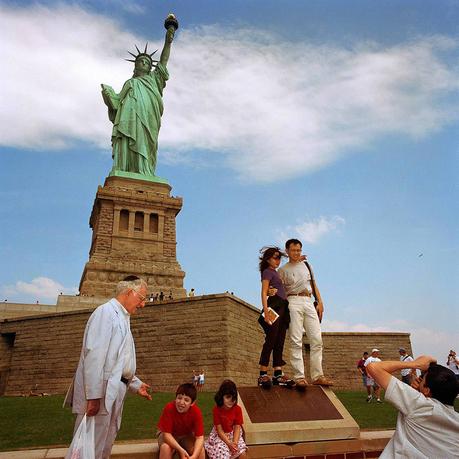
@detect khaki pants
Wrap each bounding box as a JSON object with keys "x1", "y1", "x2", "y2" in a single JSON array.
[{"x1": 287, "y1": 296, "x2": 323, "y2": 381}]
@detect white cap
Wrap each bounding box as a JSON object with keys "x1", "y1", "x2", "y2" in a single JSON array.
[{"x1": 371, "y1": 348, "x2": 380, "y2": 353}]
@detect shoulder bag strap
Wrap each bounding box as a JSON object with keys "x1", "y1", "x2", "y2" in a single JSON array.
[{"x1": 304, "y1": 260, "x2": 318, "y2": 302}]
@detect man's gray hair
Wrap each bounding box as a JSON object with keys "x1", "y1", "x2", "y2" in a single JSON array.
[{"x1": 116, "y1": 276, "x2": 147, "y2": 295}]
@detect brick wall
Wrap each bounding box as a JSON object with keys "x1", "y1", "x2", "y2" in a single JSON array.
[{"x1": 0, "y1": 294, "x2": 411, "y2": 395}]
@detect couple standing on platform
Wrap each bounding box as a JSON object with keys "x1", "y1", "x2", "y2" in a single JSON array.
[{"x1": 258, "y1": 238, "x2": 334, "y2": 389}]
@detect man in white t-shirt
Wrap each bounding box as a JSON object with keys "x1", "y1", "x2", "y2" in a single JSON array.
[
  {"x1": 399, "y1": 348, "x2": 414, "y2": 385},
  {"x1": 278, "y1": 239, "x2": 333, "y2": 388},
  {"x1": 367, "y1": 355, "x2": 459, "y2": 458},
  {"x1": 447, "y1": 350, "x2": 459, "y2": 379},
  {"x1": 364, "y1": 348, "x2": 382, "y2": 402}
]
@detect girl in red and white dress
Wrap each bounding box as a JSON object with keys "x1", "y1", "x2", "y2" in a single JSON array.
[{"x1": 204, "y1": 380, "x2": 248, "y2": 459}]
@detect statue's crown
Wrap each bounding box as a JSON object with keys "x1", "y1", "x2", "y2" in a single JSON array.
[{"x1": 126, "y1": 43, "x2": 158, "y2": 67}]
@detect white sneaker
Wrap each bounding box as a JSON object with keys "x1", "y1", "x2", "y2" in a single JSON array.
[
  {"x1": 366, "y1": 395, "x2": 373, "y2": 403},
  {"x1": 377, "y1": 398, "x2": 382, "y2": 403}
]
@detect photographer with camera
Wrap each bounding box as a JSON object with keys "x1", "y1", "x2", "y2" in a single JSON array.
[{"x1": 366, "y1": 355, "x2": 459, "y2": 458}]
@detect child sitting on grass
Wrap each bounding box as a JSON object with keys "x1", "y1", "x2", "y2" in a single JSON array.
[
  {"x1": 157, "y1": 383, "x2": 205, "y2": 459},
  {"x1": 205, "y1": 380, "x2": 248, "y2": 459}
]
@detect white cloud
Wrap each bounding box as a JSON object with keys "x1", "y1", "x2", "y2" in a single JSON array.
[
  {"x1": 322, "y1": 318, "x2": 459, "y2": 365},
  {"x1": 0, "y1": 4, "x2": 138, "y2": 150},
  {"x1": 116, "y1": 1, "x2": 145, "y2": 15},
  {"x1": 1, "y1": 5, "x2": 458, "y2": 182},
  {"x1": 279, "y1": 215, "x2": 345, "y2": 244},
  {"x1": 0, "y1": 277, "x2": 77, "y2": 302}
]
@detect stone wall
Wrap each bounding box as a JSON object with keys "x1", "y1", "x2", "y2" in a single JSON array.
[
  {"x1": 79, "y1": 176, "x2": 186, "y2": 298},
  {"x1": 0, "y1": 294, "x2": 411, "y2": 395}
]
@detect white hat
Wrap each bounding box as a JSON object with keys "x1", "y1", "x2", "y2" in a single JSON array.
[{"x1": 371, "y1": 348, "x2": 380, "y2": 353}]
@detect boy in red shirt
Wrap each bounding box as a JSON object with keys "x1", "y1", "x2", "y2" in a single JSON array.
[{"x1": 158, "y1": 383, "x2": 205, "y2": 459}]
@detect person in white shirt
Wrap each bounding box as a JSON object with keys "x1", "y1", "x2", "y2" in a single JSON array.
[
  {"x1": 278, "y1": 239, "x2": 333, "y2": 388},
  {"x1": 398, "y1": 348, "x2": 415, "y2": 385},
  {"x1": 364, "y1": 348, "x2": 382, "y2": 402},
  {"x1": 366, "y1": 355, "x2": 459, "y2": 459},
  {"x1": 447, "y1": 350, "x2": 459, "y2": 379},
  {"x1": 64, "y1": 276, "x2": 152, "y2": 459}
]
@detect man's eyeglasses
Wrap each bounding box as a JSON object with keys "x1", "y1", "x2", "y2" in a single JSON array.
[{"x1": 132, "y1": 290, "x2": 147, "y2": 302}]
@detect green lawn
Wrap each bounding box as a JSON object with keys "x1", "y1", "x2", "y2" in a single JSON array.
[
  {"x1": 0, "y1": 391, "x2": 457, "y2": 452},
  {"x1": 334, "y1": 390, "x2": 398, "y2": 429}
]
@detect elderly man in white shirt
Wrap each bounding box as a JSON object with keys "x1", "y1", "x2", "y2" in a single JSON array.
[
  {"x1": 278, "y1": 239, "x2": 333, "y2": 388},
  {"x1": 64, "y1": 276, "x2": 152, "y2": 459}
]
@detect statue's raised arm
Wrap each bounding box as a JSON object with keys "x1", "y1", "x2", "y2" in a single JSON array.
[
  {"x1": 160, "y1": 14, "x2": 178, "y2": 67},
  {"x1": 101, "y1": 14, "x2": 179, "y2": 181}
]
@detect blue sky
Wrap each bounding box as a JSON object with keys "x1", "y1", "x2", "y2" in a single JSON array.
[{"x1": 0, "y1": 0, "x2": 458, "y2": 362}]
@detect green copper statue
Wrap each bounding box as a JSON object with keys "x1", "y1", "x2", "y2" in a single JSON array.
[{"x1": 101, "y1": 14, "x2": 178, "y2": 181}]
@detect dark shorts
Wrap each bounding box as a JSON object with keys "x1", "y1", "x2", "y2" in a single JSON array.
[{"x1": 157, "y1": 431, "x2": 197, "y2": 451}]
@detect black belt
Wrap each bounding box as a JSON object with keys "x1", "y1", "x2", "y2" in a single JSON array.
[{"x1": 121, "y1": 376, "x2": 130, "y2": 385}]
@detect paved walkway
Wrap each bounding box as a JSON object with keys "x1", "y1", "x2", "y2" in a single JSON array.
[
  {"x1": 0, "y1": 431, "x2": 394, "y2": 459},
  {"x1": 0, "y1": 440, "x2": 158, "y2": 459}
]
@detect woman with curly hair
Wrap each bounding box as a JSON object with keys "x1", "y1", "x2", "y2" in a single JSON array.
[{"x1": 257, "y1": 246, "x2": 294, "y2": 389}]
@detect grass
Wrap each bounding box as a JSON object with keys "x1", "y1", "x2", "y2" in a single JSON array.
[
  {"x1": 334, "y1": 390, "x2": 398, "y2": 429},
  {"x1": 1, "y1": 391, "x2": 458, "y2": 452}
]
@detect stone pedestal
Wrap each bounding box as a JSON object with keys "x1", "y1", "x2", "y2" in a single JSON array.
[
  {"x1": 79, "y1": 176, "x2": 186, "y2": 298},
  {"x1": 238, "y1": 386, "x2": 359, "y2": 445}
]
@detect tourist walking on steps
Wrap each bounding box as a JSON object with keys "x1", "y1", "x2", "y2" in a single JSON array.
[{"x1": 257, "y1": 246, "x2": 295, "y2": 389}]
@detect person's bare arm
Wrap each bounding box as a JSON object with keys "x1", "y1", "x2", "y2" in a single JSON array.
[
  {"x1": 261, "y1": 279, "x2": 272, "y2": 325},
  {"x1": 231, "y1": 424, "x2": 242, "y2": 451},
  {"x1": 163, "y1": 432, "x2": 189, "y2": 458},
  {"x1": 189, "y1": 435, "x2": 204, "y2": 459},
  {"x1": 313, "y1": 282, "x2": 324, "y2": 322},
  {"x1": 160, "y1": 27, "x2": 175, "y2": 66},
  {"x1": 367, "y1": 355, "x2": 436, "y2": 391},
  {"x1": 215, "y1": 424, "x2": 234, "y2": 450},
  {"x1": 215, "y1": 424, "x2": 228, "y2": 442}
]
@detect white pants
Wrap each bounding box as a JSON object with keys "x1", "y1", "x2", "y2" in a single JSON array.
[
  {"x1": 287, "y1": 296, "x2": 323, "y2": 381},
  {"x1": 74, "y1": 382, "x2": 127, "y2": 459}
]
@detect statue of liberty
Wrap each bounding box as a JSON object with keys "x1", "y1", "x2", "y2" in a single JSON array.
[{"x1": 101, "y1": 14, "x2": 178, "y2": 181}]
